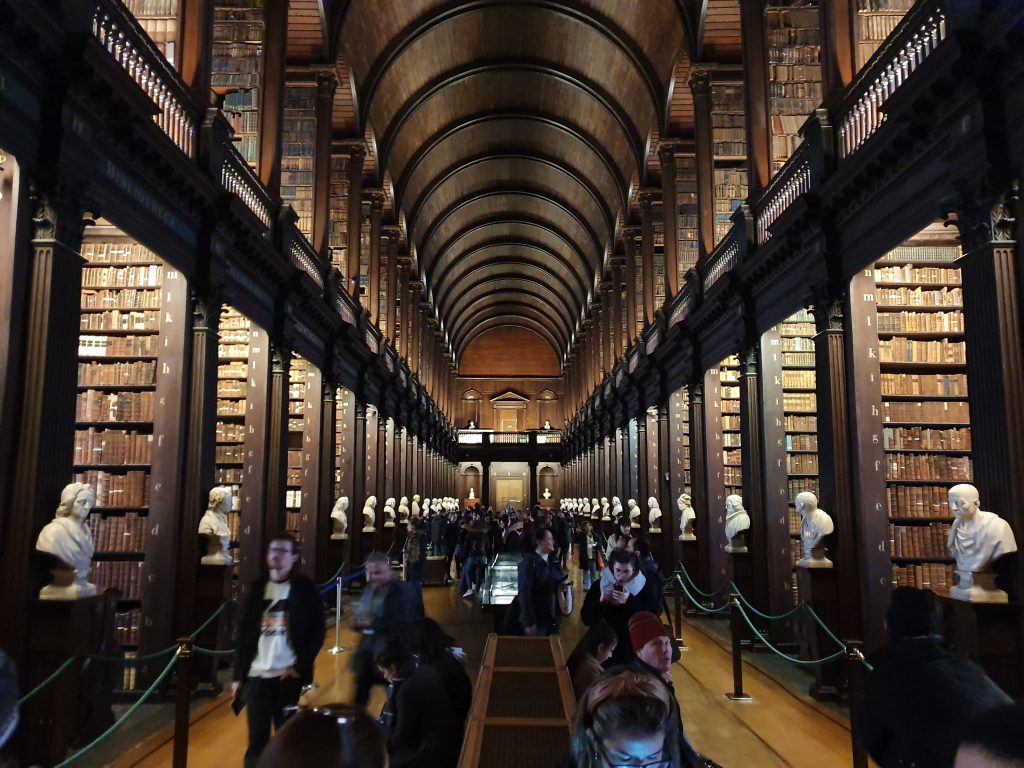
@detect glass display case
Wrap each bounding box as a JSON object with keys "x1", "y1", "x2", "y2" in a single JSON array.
[{"x1": 480, "y1": 553, "x2": 522, "y2": 607}]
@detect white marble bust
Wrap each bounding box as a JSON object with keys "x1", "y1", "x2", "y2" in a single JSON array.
[
  {"x1": 795, "y1": 492, "x2": 834, "y2": 568},
  {"x1": 543, "y1": 420, "x2": 552, "y2": 430},
  {"x1": 36, "y1": 482, "x2": 97, "y2": 599},
  {"x1": 648, "y1": 496, "x2": 663, "y2": 533},
  {"x1": 432, "y1": 499, "x2": 442, "y2": 515},
  {"x1": 947, "y1": 484, "x2": 1018, "y2": 602},
  {"x1": 582, "y1": 498, "x2": 592, "y2": 518},
  {"x1": 677, "y1": 493, "x2": 695, "y2": 541},
  {"x1": 421, "y1": 498, "x2": 431, "y2": 518},
  {"x1": 362, "y1": 495, "x2": 377, "y2": 533},
  {"x1": 330, "y1": 496, "x2": 350, "y2": 540},
  {"x1": 468, "y1": 487, "x2": 476, "y2": 500},
  {"x1": 411, "y1": 494, "x2": 421, "y2": 518},
  {"x1": 627, "y1": 498, "x2": 640, "y2": 528},
  {"x1": 592, "y1": 498, "x2": 602, "y2": 521},
  {"x1": 198, "y1": 486, "x2": 233, "y2": 565},
  {"x1": 467, "y1": 420, "x2": 476, "y2": 429},
  {"x1": 543, "y1": 488, "x2": 551, "y2": 500},
  {"x1": 398, "y1": 496, "x2": 410, "y2": 523},
  {"x1": 724, "y1": 494, "x2": 750, "y2": 553},
  {"x1": 600, "y1": 496, "x2": 611, "y2": 522},
  {"x1": 611, "y1": 496, "x2": 623, "y2": 523},
  {"x1": 383, "y1": 497, "x2": 397, "y2": 528}
]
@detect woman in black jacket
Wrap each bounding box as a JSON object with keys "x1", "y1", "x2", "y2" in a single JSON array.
[{"x1": 580, "y1": 548, "x2": 661, "y2": 668}]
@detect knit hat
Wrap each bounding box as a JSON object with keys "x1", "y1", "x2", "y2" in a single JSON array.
[{"x1": 628, "y1": 611, "x2": 669, "y2": 653}]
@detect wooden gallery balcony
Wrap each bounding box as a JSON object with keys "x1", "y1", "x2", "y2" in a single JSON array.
[{"x1": 455, "y1": 429, "x2": 563, "y2": 463}]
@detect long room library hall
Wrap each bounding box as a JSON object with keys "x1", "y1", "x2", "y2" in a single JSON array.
[{"x1": 1, "y1": 1, "x2": 1023, "y2": 767}]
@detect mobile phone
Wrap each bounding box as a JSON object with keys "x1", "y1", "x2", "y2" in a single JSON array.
[{"x1": 613, "y1": 583, "x2": 625, "y2": 592}]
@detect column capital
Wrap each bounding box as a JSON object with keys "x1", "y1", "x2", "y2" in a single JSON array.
[
  {"x1": 381, "y1": 224, "x2": 402, "y2": 242},
  {"x1": 347, "y1": 144, "x2": 366, "y2": 162},
  {"x1": 689, "y1": 66, "x2": 712, "y2": 92},
  {"x1": 366, "y1": 190, "x2": 386, "y2": 209},
  {"x1": 609, "y1": 255, "x2": 626, "y2": 269},
  {"x1": 622, "y1": 225, "x2": 641, "y2": 239},
  {"x1": 315, "y1": 70, "x2": 338, "y2": 98},
  {"x1": 658, "y1": 142, "x2": 680, "y2": 161},
  {"x1": 638, "y1": 190, "x2": 658, "y2": 209}
]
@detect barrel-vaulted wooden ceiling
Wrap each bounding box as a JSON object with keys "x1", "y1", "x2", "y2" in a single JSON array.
[{"x1": 291, "y1": 0, "x2": 743, "y2": 367}]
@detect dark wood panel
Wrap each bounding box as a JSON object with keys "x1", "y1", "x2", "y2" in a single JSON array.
[{"x1": 460, "y1": 327, "x2": 561, "y2": 377}]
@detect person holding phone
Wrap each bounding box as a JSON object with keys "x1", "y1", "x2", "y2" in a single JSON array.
[{"x1": 581, "y1": 548, "x2": 660, "y2": 668}]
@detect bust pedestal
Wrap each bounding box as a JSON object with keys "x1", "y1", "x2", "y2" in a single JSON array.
[
  {"x1": 724, "y1": 532, "x2": 748, "y2": 554},
  {"x1": 728, "y1": 550, "x2": 754, "y2": 614},
  {"x1": 951, "y1": 570, "x2": 1009, "y2": 603},
  {"x1": 325, "y1": 537, "x2": 349, "y2": 585},
  {"x1": 796, "y1": 566, "x2": 845, "y2": 701},
  {"x1": 195, "y1": 563, "x2": 233, "y2": 689},
  {"x1": 939, "y1": 591, "x2": 1022, "y2": 697},
  {"x1": 22, "y1": 593, "x2": 118, "y2": 767}
]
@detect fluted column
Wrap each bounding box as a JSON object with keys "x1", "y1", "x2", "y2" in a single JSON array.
[
  {"x1": 623, "y1": 227, "x2": 640, "y2": 345},
  {"x1": 383, "y1": 226, "x2": 400, "y2": 341},
  {"x1": 659, "y1": 145, "x2": 679, "y2": 299}
]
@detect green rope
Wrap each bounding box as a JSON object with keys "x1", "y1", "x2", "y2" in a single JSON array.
[
  {"x1": 316, "y1": 560, "x2": 348, "y2": 589},
  {"x1": 803, "y1": 603, "x2": 848, "y2": 652},
  {"x1": 56, "y1": 648, "x2": 181, "y2": 767},
  {"x1": 729, "y1": 583, "x2": 806, "y2": 622},
  {"x1": 187, "y1": 601, "x2": 231, "y2": 639},
  {"x1": 674, "y1": 575, "x2": 730, "y2": 614},
  {"x1": 17, "y1": 656, "x2": 80, "y2": 706},
  {"x1": 734, "y1": 603, "x2": 846, "y2": 667},
  {"x1": 676, "y1": 562, "x2": 730, "y2": 600},
  {"x1": 84, "y1": 646, "x2": 177, "y2": 665},
  {"x1": 193, "y1": 646, "x2": 235, "y2": 658}
]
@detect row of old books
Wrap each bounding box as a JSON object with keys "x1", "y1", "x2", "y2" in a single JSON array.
[
  {"x1": 882, "y1": 400, "x2": 970, "y2": 424},
  {"x1": 888, "y1": 484, "x2": 961, "y2": 518},
  {"x1": 216, "y1": 445, "x2": 244, "y2": 463},
  {"x1": 216, "y1": 422, "x2": 246, "y2": 443},
  {"x1": 887, "y1": 454, "x2": 972, "y2": 482},
  {"x1": 784, "y1": 392, "x2": 816, "y2": 412},
  {"x1": 91, "y1": 512, "x2": 148, "y2": 553},
  {"x1": 877, "y1": 286, "x2": 962, "y2": 307},
  {"x1": 876, "y1": 310, "x2": 965, "y2": 333},
  {"x1": 81, "y1": 288, "x2": 161, "y2": 310},
  {"x1": 74, "y1": 429, "x2": 153, "y2": 466},
  {"x1": 78, "y1": 361, "x2": 156, "y2": 387},
  {"x1": 881, "y1": 372, "x2": 968, "y2": 397},
  {"x1": 783, "y1": 351, "x2": 815, "y2": 367},
  {"x1": 788, "y1": 453, "x2": 819, "y2": 474},
  {"x1": 879, "y1": 338, "x2": 966, "y2": 364},
  {"x1": 787, "y1": 477, "x2": 819, "y2": 503},
  {"x1": 890, "y1": 522, "x2": 953, "y2": 558},
  {"x1": 77, "y1": 390, "x2": 155, "y2": 423},
  {"x1": 73, "y1": 470, "x2": 150, "y2": 508},
  {"x1": 113, "y1": 608, "x2": 142, "y2": 646},
  {"x1": 782, "y1": 370, "x2": 815, "y2": 388},
  {"x1": 78, "y1": 334, "x2": 159, "y2": 358},
  {"x1": 891, "y1": 563, "x2": 954, "y2": 590},
  {"x1": 80, "y1": 310, "x2": 160, "y2": 333},
  {"x1": 884, "y1": 426, "x2": 971, "y2": 451},
  {"x1": 875, "y1": 265, "x2": 961, "y2": 285},
  {"x1": 81, "y1": 242, "x2": 158, "y2": 263},
  {"x1": 93, "y1": 561, "x2": 144, "y2": 600},
  {"x1": 786, "y1": 433, "x2": 818, "y2": 451},
  {"x1": 83, "y1": 265, "x2": 162, "y2": 289}
]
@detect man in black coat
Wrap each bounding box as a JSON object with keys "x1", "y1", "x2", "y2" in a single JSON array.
[
  {"x1": 350, "y1": 551, "x2": 425, "y2": 706},
  {"x1": 858, "y1": 588, "x2": 1011, "y2": 768},
  {"x1": 232, "y1": 533, "x2": 325, "y2": 768}
]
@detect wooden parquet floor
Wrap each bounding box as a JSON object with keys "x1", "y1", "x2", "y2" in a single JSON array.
[{"x1": 110, "y1": 578, "x2": 856, "y2": 768}]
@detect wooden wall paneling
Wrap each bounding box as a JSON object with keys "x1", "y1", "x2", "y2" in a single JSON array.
[
  {"x1": 845, "y1": 271, "x2": 891, "y2": 650},
  {"x1": 350, "y1": 401, "x2": 367, "y2": 566},
  {"x1": 656, "y1": 403, "x2": 674, "y2": 571},
  {"x1": 298, "y1": 363, "x2": 323, "y2": 576},
  {"x1": 178, "y1": 0, "x2": 213, "y2": 103},
  {"x1": 367, "y1": 193, "x2": 383, "y2": 325},
  {"x1": 143, "y1": 265, "x2": 191, "y2": 656},
  {"x1": 627, "y1": 418, "x2": 640, "y2": 506},
  {"x1": 312, "y1": 72, "x2": 336, "y2": 261},
  {"x1": 637, "y1": 416, "x2": 650, "y2": 532},
  {"x1": 701, "y1": 367, "x2": 730, "y2": 591},
  {"x1": 820, "y1": 0, "x2": 857, "y2": 105},
  {"x1": 739, "y1": 0, "x2": 771, "y2": 196},
  {"x1": 365, "y1": 406, "x2": 380, "y2": 550},
  {"x1": 640, "y1": 195, "x2": 656, "y2": 327},
  {"x1": 237, "y1": 325, "x2": 271, "y2": 587},
  {"x1": 754, "y1": 332, "x2": 794, "y2": 621},
  {"x1": 624, "y1": 229, "x2": 640, "y2": 345},
  {"x1": 263, "y1": 343, "x2": 291, "y2": 549},
  {"x1": 690, "y1": 69, "x2": 715, "y2": 264}
]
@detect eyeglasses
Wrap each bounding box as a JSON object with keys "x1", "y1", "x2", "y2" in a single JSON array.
[
  {"x1": 268, "y1": 546, "x2": 295, "y2": 555},
  {"x1": 594, "y1": 743, "x2": 671, "y2": 768}
]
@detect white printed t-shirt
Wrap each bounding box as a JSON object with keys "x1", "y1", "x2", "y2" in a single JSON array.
[{"x1": 248, "y1": 580, "x2": 297, "y2": 678}]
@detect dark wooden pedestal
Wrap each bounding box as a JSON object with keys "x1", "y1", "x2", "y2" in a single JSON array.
[
  {"x1": 195, "y1": 563, "x2": 232, "y2": 691},
  {"x1": 939, "y1": 593, "x2": 1022, "y2": 697},
  {"x1": 424, "y1": 555, "x2": 449, "y2": 586},
  {"x1": 21, "y1": 592, "x2": 117, "y2": 768},
  {"x1": 324, "y1": 537, "x2": 349, "y2": 584},
  {"x1": 729, "y1": 550, "x2": 754, "y2": 603},
  {"x1": 796, "y1": 566, "x2": 845, "y2": 702}
]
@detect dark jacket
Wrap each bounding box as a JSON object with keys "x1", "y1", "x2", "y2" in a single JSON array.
[
  {"x1": 430, "y1": 515, "x2": 445, "y2": 547},
  {"x1": 576, "y1": 529, "x2": 597, "y2": 569},
  {"x1": 512, "y1": 551, "x2": 567, "y2": 634},
  {"x1": 463, "y1": 524, "x2": 489, "y2": 559},
  {"x1": 233, "y1": 573, "x2": 325, "y2": 685},
  {"x1": 858, "y1": 636, "x2": 1011, "y2": 768},
  {"x1": 382, "y1": 660, "x2": 462, "y2": 768},
  {"x1": 580, "y1": 569, "x2": 661, "y2": 667},
  {"x1": 370, "y1": 579, "x2": 425, "y2": 638},
  {"x1": 424, "y1": 650, "x2": 473, "y2": 727},
  {"x1": 639, "y1": 554, "x2": 665, "y2": 610},
  {"x1": 403, "y1": 530, "x2": 426, "y2": 566}
]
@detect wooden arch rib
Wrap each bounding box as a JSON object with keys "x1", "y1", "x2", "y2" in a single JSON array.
[
  {"x1": 418, "y1": 189, "x2": 603, "y2": 277},
  {"x1": 449, "y1": 292, "x2": 572, "y2": 354},
  {"x1": 442, "y1": 274, "x2": 578, "y2": 340},
  {"x1": 450, "y1": 299, "x2": 570, "y2": 357},
  {"x1": 397, "y1": 113, "x2": 627, "y2": 216}
]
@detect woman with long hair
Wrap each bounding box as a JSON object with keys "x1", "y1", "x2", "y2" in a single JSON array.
[{"x1": 566, "y1": 618, "x2": 619, "y2": 701}]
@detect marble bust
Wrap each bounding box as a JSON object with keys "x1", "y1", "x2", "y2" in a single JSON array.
[
  {"x1": 648, "y1": 496, "x2": 663, "y2": 533},
  {"x1": 468, "y1": 487, "x2": 476, "y2": 500},
  {"x1": 198, "y1": 486, "x2": 233, "y2": 565},
  {"x1": 600, "y1": 496, "x2": 611, "y2": 522},
  {"x1": 421, "y1": 498, "x2": 431, "y2": 519},
  {"x1": 677, "y1": 493, "x2": 695, "y2": 541},
  {"x1": 724, "y1": 494, "x2": 750, "y2": 553},
  {"x1": 795, "y1": 492, "x2": 834, "y2": 568},
  {"x1": 383, "y1": 498, "x2": 397, "y2": 528},
  {"x1": 467, "y1": 420, "x2": 476, "y2": 429},
  {"x1": 543, "y1": 420, "x2": 552, "y2": 430},
  {"x1": 362, "y1": 495, "x2": 377, "y2": 533},
  {"x1": 627, "y1": 498, "x2": 640, "y2": 528},
  {"x1": 330, "y1": 496, "x2": 350, "y2": 540},
  {"x1": 947, "y1": 484, "x2": 1018, "y2": 602},
  {"x1": 411, "y1": 494, "x2": 421, "y2": 518},
  {"x1": 593, "y1": 498, "x2": 603, "y2": 521},
  {"x1": 36, "y1": 482, "x2": 97, "y2": 599},
  {"x1": 581, "y1": 498, "x2": 591, "y2": 518},
  {"x1": 543, "y1": 488, "x2": 551, "y2": 500},
  {"x1": 611, "y1": 496, "x2": 623, "y2": 523},
  {"x1": 398, "y1": 496, "x2": 410, "y2": 524}
]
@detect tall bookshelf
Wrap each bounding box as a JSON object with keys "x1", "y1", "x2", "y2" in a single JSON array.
[
  {"x1": 76, "y1": 228, "x2": 181, "y2": 689},
  {"x1": 212, "y1": 0, "x2": 264, "y2": 167},
  {"x1": 676, "y1": 155, "x2": 699, "y2": 278},
  {"x1": 873, "y1": 226, "x2": 966, "y2": 590},
  {"x1": 215, "y1": 306, "x2": 250, "y2": 589},
  {"x1": 765, "y1": 2, "x2": 823, "y2": 172},
  {"x1": 123, "y1": 0, "x2": 178, "y2": 65},
  {"x1": 358, "y1": 202, "x2": 371, "y2": 311},
  {"x1": 855, "y1": 0, "x2": 914, "y2": 71},
  {"x1": 719, "y1": 355, "x2": 742, "y2": 498},
  {"x1": 286, "y1": 356, "x2": 308, "y2": 537},
  {"x1": 282, "y1": 85, "x2": 316, "y2": 239},
  {"x1": 329, "y1": 154, "x2": 350, "y2": 273},
  {"x1": 780, "y1": 309, "x2": 820, "y2": 602},
  {"x1": 670, "y1": 387, "x2": 691, "y2": 499},
  {"x1": 711, "y1": 84, "x2": 748, "y2": 247}
]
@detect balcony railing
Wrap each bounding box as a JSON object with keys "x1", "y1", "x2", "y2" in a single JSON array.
[
  {"x1": 221, "y1": 143, "x2": 273, "y2": 230},
  {"x1": 91, "y1": 0, "x2": 198, "y2": 158},
  {"x1": 754, "y1": 145, "x2": 812, "y2": 245},
  {"x1": 290, "y1": 236, "x2": 324, "y2": 289},
  {"x1": 456, "y1": 430, "x2": 562, "y2": 446},
  {"x1": 702, "y1": 227, "x2": 742, "y2": 294},
  {"x1": 836, "y1": 1, "x2": 948, "y2": 160}
]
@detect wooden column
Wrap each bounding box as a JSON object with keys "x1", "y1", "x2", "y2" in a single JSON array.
[
  {"x1": 257, "y1": 0, "x2": 287, "y2": 197},
  {"x1": 603, "y1": 279, "x2": 615, "y2": 371},
  {"x1": 690, "y1": 67, "x2": 715, "y2": 265},
  {"x1": 177, "y1": 0, "x2": 213, "y2": 104},
  {"x1": 315, "y1": 380, "x2": 337, "y2": 580},
  {"x1": 350, "y1": 402, "x2": 367, "y2": 565},
  {"x1": 659, "y1": 145, "x2": 680, "y2": 300},
  {"x1": 379, "y1": 415, "x2": 390, "y2": 512},
  {"x1": 298, "y1": 364, "x2": 324, "y2": 575},
  {"x1": 263, "y1": 343, "x2": 291, "y2": 540},
  {"x1": 623, "y1": 228, "x2": 640, "y2": 345},
  {"x1": 2, "y1": 183, "x2": 86, "y2": 656},
  {"x1": 237, "y1": 326, "x2": 273, "y2": 587},
  {"x1": 409, "y1": 282, "x2": 422, "y2": 374},
  {"x1": 367, "y1": 192, "x2": 384, "y2": 325},
  {"x1": 610, "y1": 256, "x2": 625, "y2": 358},
  {"x1": 345, "y1": 146, "x2": 365, "y2": 295},
  {"x1": 311, "y1": 72, "x2": 337, "y2": 262},
  {"x1": 639, "y1": 193, "x2": 656, "y2": 327},
  {"x1": 740, "y1": 0, "x2": 771, "y2": 196},
  {"x1": 397, "y1": 258, "x2": 411, "y2": 359},
  {"x1": 384, "y1": 227, "x2": 400, "y2": 341},
  {"x1": 636, "y1": 414, "x2": 650, "y2": 530},
  {"x1": 820, "y1": 0, "x2": 857, "y2": 105},
  {"x1": 364, "y1": 406, "x2": 380, "y2": 549},
  {"x1": 656, "y1": 404, "x2": 674, "y2": 569}
]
